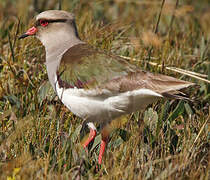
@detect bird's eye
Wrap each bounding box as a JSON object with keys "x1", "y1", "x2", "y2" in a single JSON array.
[{"x1": 40, "y1": 20, "x2": 49, "y2": 27}]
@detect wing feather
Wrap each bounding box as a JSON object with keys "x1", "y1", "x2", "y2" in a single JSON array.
[
  {"x1": 57, "y1": 43, "x2": 137, "y2": 89},
  {"x1": 57, "y1": 43, "x2": 194, "y2": 99}
]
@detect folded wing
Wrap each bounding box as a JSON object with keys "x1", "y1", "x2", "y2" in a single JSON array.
[{"x1": 57, "y1": 43, "x2": 194, "y2": 99}]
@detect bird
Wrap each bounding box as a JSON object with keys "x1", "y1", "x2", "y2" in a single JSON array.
[{"x1": 19, "y1": 10, "x2": 194, "y2": 165}]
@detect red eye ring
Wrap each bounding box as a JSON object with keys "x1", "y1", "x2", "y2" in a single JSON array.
[{"x1": 40, "y1": 20, "x2": 49, "y2": 27}]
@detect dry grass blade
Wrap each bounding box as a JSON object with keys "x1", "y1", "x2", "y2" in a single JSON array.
[
  {"x1": 8, "y1": 32, "x2": 15, "y2": 62},
  {"x1": 169, "y1": 67, "x2": 207, "y2": 78},
  {"x1": 189, "y1": 111, "x2": 209, "y2": 154},
  {"x1": 120, "y1": 55, "x2": 210, "y2": 84},
  {"x1": 141, "y1": 154, "x2": 182, "y2": 168},
  {"x1": 154, "y1": 0, "x2": 165, "y2": 34},
  {"x1": 58, "y1": 0, "x2": 62, "y2": 10},
  {"x1": 0, "y1": 0, "x2": 209, "y2": 179},
  {"x1": 168, "y1": 0, "x2": 179, "y2": 35},
  {"x1": 147, "y1": 0, "x2": 165, "y2": 62},
  {"x1": 166, "y1": 67, "x2": 210, "y2": 84}
]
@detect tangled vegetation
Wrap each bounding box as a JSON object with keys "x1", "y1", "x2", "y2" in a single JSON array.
[{"x1": 0, "y1": 0, "x2": 209, "y2": 179}]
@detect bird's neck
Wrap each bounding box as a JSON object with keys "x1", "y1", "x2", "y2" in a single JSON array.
[
  {"x1": 39, "y1": 28, "x2": 83, "y2": 90},
  {"x1": 40, "y1": 28, "x2": 83, "y2": 62}
]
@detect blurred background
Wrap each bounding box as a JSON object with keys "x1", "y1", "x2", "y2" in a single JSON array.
[
  {"x1": 0, "y1": 0, "x2": 210, "y2": 76},
  {"x1": 0, "y1": 0, "x2": 209, "y2": 179}
]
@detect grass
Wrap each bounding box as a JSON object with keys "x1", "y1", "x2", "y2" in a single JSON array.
[{"x1": 0, "y1": 0, "x2": 209, "y2": 179}]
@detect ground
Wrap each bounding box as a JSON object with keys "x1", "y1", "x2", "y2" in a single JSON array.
[{"x1": 0, "y1": 0, "x2": 209, "y2": 179}]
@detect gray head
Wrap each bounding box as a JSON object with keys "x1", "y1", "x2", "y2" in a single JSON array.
[
  {"x1": 37, "y1": 10, "x2": 75, "y2": 20},
  {"x1": 19, "y1": 10, "x2": 82, "y2": 52},
  {"x1": 19, "y1": 10, "x2": 84, "y2": 87}
]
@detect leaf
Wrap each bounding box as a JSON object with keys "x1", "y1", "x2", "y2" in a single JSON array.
[
  {"x1": 145, "y1": 165, "x2": 153, "y2": 180},
  {"x1": 7, "y1": 177, "x2": 14, "y2": 180},
  {"x1": 156, "y1": 101, "x2": 170, "y2": 137},
  {"x1": 109, "y1": 137, "x2": 123, "y2": 149},
  {"x1": 13, "y1": 168, "x2": 20, "y2": 176},
  {"x1": 4, "y1": 95, "x2": 20, "y2": 108},
  {"x1": 144, "y1": 108, "x2": 158, "y2": 132},
  {"x1": 160, "y1": 100, "x2": 170, "y2": 122},
  {"x1": 71, "y1": 124, "x2": 82, "y2": 143},
  {"x1": 184, "y1": 103, "x2": 193, "y2": 116},
  {"x1": 90, "y1": 134, "x2": 101, "y2": 152},
  {"x1": 38, "y1": 81, "x2": 56, "y2": 104},
  {"x1": 170, "y1": 132, "x2": 178, "y2": 154},
  {"x1": 118, "y1": 129, "x2": 130, "y2": 141},
  {"x1": 7, "y1": 167, "x2": 21, "y2": 180},
  {"x1": 167, "y1": 100, "x2": 185, "y2": 123}
]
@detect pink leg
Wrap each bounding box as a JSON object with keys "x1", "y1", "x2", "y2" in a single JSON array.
[
  {"x1": 83, "y1": 128, "x2": 97, "y2": 149},
  {"x1": 98, "y1": 137, "x2": 108, "y2": 165}
]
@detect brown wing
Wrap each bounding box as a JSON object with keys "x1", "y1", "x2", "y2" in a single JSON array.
[
  {"x1": 57, "y1": 43, "x2": 137, "y2": 89},
  {"x1": 58, "y1": 43, "x2": 194, "y2": 99},
  {"x1": 101, "y1": 70, "x2": 194, "y2": 98}
]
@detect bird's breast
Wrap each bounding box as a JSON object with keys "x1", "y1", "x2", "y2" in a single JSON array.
[{"x1": 54, "y1": 76, "x2": 162, "y2": 123}]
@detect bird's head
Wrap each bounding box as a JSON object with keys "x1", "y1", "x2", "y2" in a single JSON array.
[{"x1": 19, "y1": 10, "x2": 80, "y2": 49}]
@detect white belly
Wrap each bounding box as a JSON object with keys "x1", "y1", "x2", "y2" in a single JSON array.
[{"x1": 55, "y1": 80, "x2": 162, "y2": 123}]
